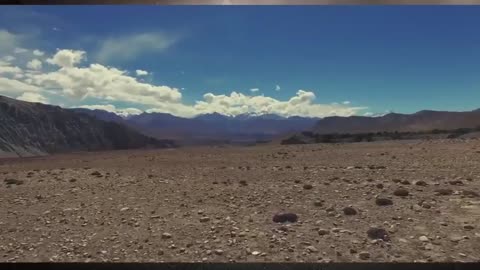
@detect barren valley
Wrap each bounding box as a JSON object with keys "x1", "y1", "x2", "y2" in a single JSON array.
[{"x1": 1, "y1": 140, "x2": 479, "y2": 262}]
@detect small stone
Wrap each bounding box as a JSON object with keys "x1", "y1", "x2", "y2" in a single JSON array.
[
  {"x1": 272, "y1": 213, "x2": 298, "y2": 223},
  {"x1": 252, "y1": 251, "x2": 260, "y2": 256},
  {"x1": 367, "y1": 227, "x2": 389, "y2": 241},
  {"x1": 120, "y1": 207, "x2": 130, "y2": 212},
  {"x1": 214, "y1": 249, "x2": 224, "y2": 255},
  {"x1": 376, "y1": 183, "x2": 384, "y2": 189},
  {"x1": 239, "y1": 180, "x2": 247, "y2": 186},
  {"x1": 343, "y1": 207, "x2": 357, "y2": 215},
  {"x1": 419, "y1": 236, "x2": 429, "y2": 242},
  {"x1": 161, "y1": 233, "x2": 172, "y2": 239},
  {"x1": 318, "y1": 229, "x2": 329, "y2": 236},
  {"x1": 415, "y1": 180, "x2": 428, "y2": 186},
  {"x1": 435, "y1": 189, "x2": 453, "y2": 196},
  {"x1": 4, "y1": 179, "x2": 24, "y2": 185},
  {"x1": 462, "y1": 190, "x2": 480, "y2": 198},
  {"x1": 400, "y1": 180, "x2": 411, "y2": 185},
  {"x1": 358, "y1": 252, "x2": 370, "y2": 260},
  {"x1": 313, "y1": 201, "x2": 323, "y2": 207},
  {"x1": 375, "y1": 198, "x2": 393, "y2": 206},
  {"x1": 463, "y1": 225, "x2": 475, "y2": 230},
  {"x1": 200, "y1": 217, "x2": 210, "y2": 223},
  {"x1": 306, "y1": 246, "x2": 318, "y2": 253},
  {"x1": 448, "y1": 180, "x2": 463, "y2": 186},
  {"x1": 393, "y1": 188, "x2": 409, "y2": 197},
  {"x1": 303, "y1": 184, "x2": 313, "y2": 190}
]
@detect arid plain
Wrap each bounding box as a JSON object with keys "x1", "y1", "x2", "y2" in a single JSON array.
[{"x1": 1, "y1": 140, "x2": 479, "y2": 262}]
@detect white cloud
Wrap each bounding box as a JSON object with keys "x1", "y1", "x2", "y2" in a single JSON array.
[
  {"x1": 364, "y1": 112, "x2": 373, "y2": 116},
  {"x1": 275, "y1": 85, "x2": 281, "y2": 91},
  {"x1": 46, "y1": 49, "x2": 85, "y2": 68},
  {"x1": 0, "y1": 77, "x2": 40, "y2": 95},
  {"x1": 78, "y1": 104, "x2": 143, "y2": 117},
  {"x1": 96, "y1": 32, "x2": 181, "y2": 63},
  {"x1": 26, "y1": 59, "x2": 42, "y2": 70},
  {"x1": 250, "y1": 88, "x2": 259, "y2": 93},
  {"x1": 14, "y1": 47, "x2": 28, "y2": 54},
  {"x1": 343, "y1": 101, "x2": 351, "y2": 105},
  {"x1": 17, "y1": 92, "x2": 48, "y2": 103},
  {"x1": 33, "y1": 49, "x2": 45, "y2": 56},
  {"x1": 29, "y1": 50, "x2": 182, "y2": 106},
  {"x1": 192, "y1": 90, "x2": 366, "y2": 118},
  {"x1": 0, "y1": 65, "x2": 22, "y2": 74},
  {"x1": 136, "y1": 69, "x2": 148, "y2": 76}
]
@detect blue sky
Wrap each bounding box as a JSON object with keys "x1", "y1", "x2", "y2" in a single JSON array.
[{"x1": 0, "y1": 6, "x2": 479, "y2": 117}]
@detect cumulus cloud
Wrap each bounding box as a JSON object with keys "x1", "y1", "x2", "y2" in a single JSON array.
[
  {"x1": 250, "y1": 88, "x2": 259, "y2": 93},
  {"x1": 33, "y1": 49, "x2": 45, "y2": 56},
  {"x1": 193, "y1": 90, "x2": 366, "y2": 118},
  {"x1": 29, "y1": 49, "x2": 182, "y2": 105},
  {"x1": 26, "y1": 59, "x2": 42, "y2": 70},
  {"x1": 96, "y1": 32, "x2": 181, "y2": 63},
  {"x1": 136, "y1": 69, "x2": 148, "y2": 76},
  {"x1": 78, "y1": 104, "x2": 143, "y2": 117},
  {"x1": 0, "y1": 30, "x2": 19, "y2": 52},
  {"x1": 342, "y1": 101, "x2": 351, "y2": 105},
  {"x1": 0, "y1": 65, "x2": 22, "y2": 74},
  {"x1": 0, "y1": 77, "x2": 39, "y2": 95},
  {"x1": 46, "y1": 49, "x2": 85, "y2": 68},
  {"x1": 275, "y1": 85, "x2": 281, "y2": 91},
  {"x1": 17, "y1": 92, "x2": 48, "y2": 103}
]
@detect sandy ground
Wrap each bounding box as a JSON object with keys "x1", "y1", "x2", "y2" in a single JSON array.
[{"x1": 1, "y1": 139, "x2": 479, "y2": 262}]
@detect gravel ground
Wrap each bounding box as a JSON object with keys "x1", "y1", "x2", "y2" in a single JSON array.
[{"x1": 0, "y1": 139, "x2": 479, "y2": 262}]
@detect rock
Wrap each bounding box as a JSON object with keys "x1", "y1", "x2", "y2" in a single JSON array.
[
  {"x1": 462, "y1": 190, "x2": 480, "y2": 198},
  {"x1": 214, "y1": 249, "x2": 224, "y2": 255},
  {"x1": 415, "y1": 180, "x2": 428, "y2": 186},
  {"x1": 375, "y1": 198, "x2": 393, "y2": 206},
  {"x1": 393, "y1": 188, "x2": 409, "y2": 197},
  {"x1": 435, "y1": 189, "x2": 453, "y2": 196},
  {"x1": 200, "y1": 217, "x2": 210, "y2": 223},
  {"x1": 161, "y1": 233, "x2": 172, "y2": 239},
  {"x1": 376, "y1": 183, "x2": 384, "y2": 189},
  {"x1": 303, "y1": 184, "x2": 313, "y2": 190},
  {"x1": 273, "y1": 213, "x2": 298, "y2": 223},
  {"x1": 358, "y1": 252, "x2": 370, "y2": 260},
  {"x1": 342, "y1": 207, "x2": 357, "y2": 215},
  {"x1": 90, "y1": 171, "x2": 102, "y2": 177},
  {"x1": 4, "y1": 179, "x2": 24, "y2": 185},
  {"x1": 239, "y1": 180, "x2": 247, "y2": 186},
  {"x1": 448, "y1": 180, "x2": 463, "y2": 186},
  {"x1": 313, "y1": 201, "x2": 323, "y2": 207},
  {"x1": 69, "y1": 178, "x2": 77, "y2": 183},
  {"x1": 306, "y1": 246, "x2": 318, "y2": 253},
  {"x1": 318, "y1": 229, "x2": 329, "y2": 236},
  {"x1": 419, "y1": 236, "x2": 429, "y2": 242},
  {"x1": 367, "y1": 227, "x2": 389, "y2": 241},
  {"x1": 251, "y1": 251, "x2": 260, "y2": 256},
  {"x1": 400, "y1": 180, "x2": 411, "y2": 185},
  {"x1": 463, "y1": 225, "x2": 475, "y2": 230}
]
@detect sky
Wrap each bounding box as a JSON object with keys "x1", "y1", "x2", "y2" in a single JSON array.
[{"x1": 0, "y1": 5, "x2": 480, "y2": 118}]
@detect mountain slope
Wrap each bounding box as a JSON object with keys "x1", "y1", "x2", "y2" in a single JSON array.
[
  {"x1": 0, "y1": 96, "x2": 175, "y2": 158},
  {"x1": 312, "y1": 110, "x2": 480, "y2": 134}
]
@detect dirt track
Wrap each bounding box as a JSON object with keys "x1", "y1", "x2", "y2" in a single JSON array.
[{"x1": 1, "y1": 140, "x2": 479, "y2": 262}]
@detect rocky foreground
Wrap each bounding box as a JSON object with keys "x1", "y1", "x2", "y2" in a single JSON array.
[{"x1": 0, "y1": 140, "x2": 479, "y2": 262}]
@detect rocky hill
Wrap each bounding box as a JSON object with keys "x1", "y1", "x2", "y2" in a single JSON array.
[{"x1": 0, "y1": 95, "x2": 175, "y2": 158}]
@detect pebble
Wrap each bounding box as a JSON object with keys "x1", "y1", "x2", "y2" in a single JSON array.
[
  {"x1": 303, "y1": 184, "x2": 313, "y2": 190},
  {"x1": 214, "y1": 249, "x2": 224, "y2": 255},
  {"x1": 393, "y1": 188, "x2": 409, "y2": 197},
  {"x1": 415, "y1": 180, "x2": 428, "y2": 186},
  {"x1": 272, "y1": 213, "x2": 298, "y2": 223},
  {"x1": 435, "y1": 189, "x2": 453, "y2": 196},
  {"x1": 375, "y1": 198, "x2": 393, "y2": 206},
  {"x1": 200, "y1": 217, "x2": 210, "y2": 223},
  {"x1": 367, "y1": 227, "x2": 389, "y2": 241},
  {"x1": 161, "y1": 233, "x2": 172, "y2": 239},
  {"x1": 342, "y1": 207, "x2": 357, "y2": 215},
  {"x1": 358, "y1": 252, "x2": 370, "y2": 260},
  {"x1": 419, "y1": 236, "x2": 429, "y2": 242},
  {"x1": 463, "y1": 225, "x2": 475, "y2": 230},
  {"x1": 251, "y1": 251, "x2": 260, "y2": 256},
  {"x1": 318, "y1": 229, "x2": 329, "y2": 236}
]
